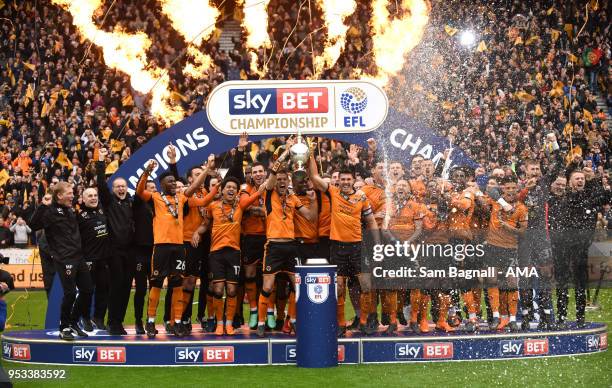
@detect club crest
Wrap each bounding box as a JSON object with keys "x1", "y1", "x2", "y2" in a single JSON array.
[{"x1": 306, "y1": 273, "x2": 330, "y2": 304}]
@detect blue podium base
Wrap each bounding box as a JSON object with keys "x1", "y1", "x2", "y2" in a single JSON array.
[{"x1": 2, "y1": 322, "x2": 606, "y2": 366}]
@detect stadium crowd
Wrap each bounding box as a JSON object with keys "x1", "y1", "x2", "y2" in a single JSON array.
[{"x1": 0, "y1": 0, "x2": 610, "y2": 339}]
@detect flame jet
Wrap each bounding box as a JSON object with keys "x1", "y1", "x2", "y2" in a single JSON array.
[
  {"x1": 52, "y1": 0, "x2": 184, "y2": 124},
  {"x1": 366, "y1": 0, "x2": 430, "y2": 86},
  {"x1": 314, "y1": 0, "x2": 357, "y2": 75},
  {"x1": 158, "y1": 0, "x2": 220, "y2": 79},
  {"x1": 237, "y1": 0, "x2": 272, "y2": 76}
]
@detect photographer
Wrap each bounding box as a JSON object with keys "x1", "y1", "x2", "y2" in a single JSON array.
[
  {"x1": 29, "y1": 182, "x2": 93, "y2": 340},
  {"x1": 9, "y1": 217, "x2": 31, "y2": 249}
]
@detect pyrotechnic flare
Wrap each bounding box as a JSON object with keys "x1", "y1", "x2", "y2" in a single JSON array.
[
  {"x1": 52, "y1": 0, "x2": 184, "y2": 123},
  {"x1": 237, "y1": 0, "x2": 272, "y2": 75},
  {"x1": 366, "y1": 0, "x2": 429, "y2": 86},
  {"x1": 158, "y1": 0, "x2": 220, "y2": 80},
  {"x1": 314, "y1": 0, "x2": 357, "y2": 75}
]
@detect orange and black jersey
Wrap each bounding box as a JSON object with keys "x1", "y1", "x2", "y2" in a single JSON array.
[
  {"x1": 448, "y1": 189, "x2": 475, "y2": 240},
  {"x1": 137, "y1": 191, "x2": 215, "y2": 245},
  {"x1": 409, "y1": 179, "x2": 427, "y2": 200},
  {"x1": 327, "y1": 186, "x2": 372, "y2": 243},
  {"x1": 264, "y1": 189, "x2": 303, "y2": 240},
  {"x1": 486, "y1": 200, "x2": 528, "y2": 249},
  {"x1": 206, "y1": 200, "x2": 244, "y2": 252},
  {"x1": 386, "y1": 199, "x2": 425, "y2": 241},
  {"x1": 239, "y1": 184, "x2": 266, "y2": 236},
  {"x1": 316, "y1": 190, "x2": 332, "y2": 238},
  {"x1": 471, "y1": 194, "x2": 492, "y2": 236},
  {"x1": 136, "y1": 174, "x2": 218, "y2": 245},
  {"x1": 295, "y1": 193, "x2": 318, "y2": 243},
  {"x1": 422, "y1": 202, "x2": 449, "y2": 244},
  {"x1": 209, "y1": 190, "x2": 262, "y2": 251},
  {"x1": 183, "y1": 188, "x2": 209, "y2": 242},
  {"x1": 362, "y1": 184, "x2": 386, "y2": 228}
]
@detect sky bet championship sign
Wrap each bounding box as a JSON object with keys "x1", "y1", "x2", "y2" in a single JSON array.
[
  {"x1": 109, "y1": 80, "x2": 478, "y2": 196},
  {"x1": 207, "y1": 80, "x2": 388, "y2": 135}
]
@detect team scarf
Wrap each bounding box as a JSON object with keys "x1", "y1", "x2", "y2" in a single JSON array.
[
  {"x1": 220, "y1": 197, "x2": 238, "y2": 223},
  {"x1": 161, "y1": 193, "x2": 179, "y2": 219}
]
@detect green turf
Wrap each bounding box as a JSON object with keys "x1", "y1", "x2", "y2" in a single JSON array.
[{"x1": 1, "y1": 289, "x2": 610, "y2": 388}]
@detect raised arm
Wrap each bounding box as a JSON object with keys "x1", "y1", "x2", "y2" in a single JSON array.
[
  {"x1": 264, "y1": 152, "x2": 287, "y2": 191},
  {"x1": 136, "y1": 161, "x2": 156, "y2": 201},
  {"x1": 29, "y1": 195, "x2": 52, "y2": 231},
  {"x1": 188, "y1": 183, "x2": 219, "y2": 207},
  {"x1": 167, "y1": 144, "x2": 180, "y2": 179},
  {"x1": 239, "y1": 188, "x2": 263, "y2": 210},
  {"x1": 226, "y1": 132, "x2": 248, "y2": 184},
  {"x1": 308, "y1": 151, "x2": 328, "y2": 192},
  {"x1": 96, "y1": 147, "x2": 113, "y2": 206},
  {"x1": 184, "y1": 154, "x2": 215, "y2": 198}
]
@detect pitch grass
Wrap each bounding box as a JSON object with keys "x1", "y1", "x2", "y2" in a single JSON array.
[{"x1": 1, "y1": 289, "x2": 610, "y2": 388}]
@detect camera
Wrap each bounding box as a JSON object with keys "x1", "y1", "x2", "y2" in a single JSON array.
[{"x1": 0, "y1": 254, "x2": 9, "y2": 265}]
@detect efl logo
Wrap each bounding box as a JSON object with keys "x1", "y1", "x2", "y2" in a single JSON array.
[
  {"x1": 395, "y1": 343, "x2": 423, "y2": 360},
  {"x1": 500, "y1": 340, "x2": 524, "y2": 357},
  {"x1": 340, "y1": 87, "x2": 367, "y2": 128},
  {"x1": 423, "y1": 343, "x2": 453, "y2": 359},
  {"x1": 3, "y1": 344, "x2": 30, "y2": 360},
  {"x1": 175, "y1": 347, "x2": 202, "y2": 363},
  {"x1": 285, "y1": 345, "x2": 345, "y2": 362},
  {"x1": 524, "y1": 339, "x2": 548, "y2": 356},
  {"x1": 229, "y1": 88, "x2": 328, "y2": 115},
  {"x1": 586, "y1": 334, "x2": 607, "y2": 351},
  {"x1": 203, "y1": 346, "x2": 234, "y2": 363},
  {"x1": 73, "y1": 346, "x2": 126, "y2": 363}
]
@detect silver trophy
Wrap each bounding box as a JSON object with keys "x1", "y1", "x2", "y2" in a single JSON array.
[{"x1": 290, "y1": 131, "x2": 310, "y2": 182}]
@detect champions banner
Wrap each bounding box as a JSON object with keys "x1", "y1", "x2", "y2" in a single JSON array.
[{"x1": 112, "y1": 80, "x2": 478, "y2": 194}]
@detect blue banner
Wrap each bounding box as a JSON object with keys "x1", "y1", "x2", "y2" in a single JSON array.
[{"x1": 112, "y1": 108, "x2": 478, "y2": 194}]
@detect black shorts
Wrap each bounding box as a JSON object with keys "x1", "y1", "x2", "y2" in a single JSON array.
[
  {"x1": 295, "y1": 240, "x2": 319, "y2": 260},
  {"x1": 330, "y1": 240, "x2": 363, "y2": 277},
  {"x1": 184, "y1": 242, "x2": 205, "y2": 277},
  {"x1": 263, "y1": 241, "x2": 298, "y2": 275},
  {"x1": 208, "y1": 247, "x2": 241, "y2": 283},
  {"x1": 484, "y1": 243, "x2": 518, "y2": 288},
  {"x1": 317, "y1": 236, "x2": 331, "y2": 259},
  {"x1": 151, "y1": 244, "x2": 185, "y2": 279},
  {"x1": 241, "y1": 235, "x2": 266, "y2": 265}
]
